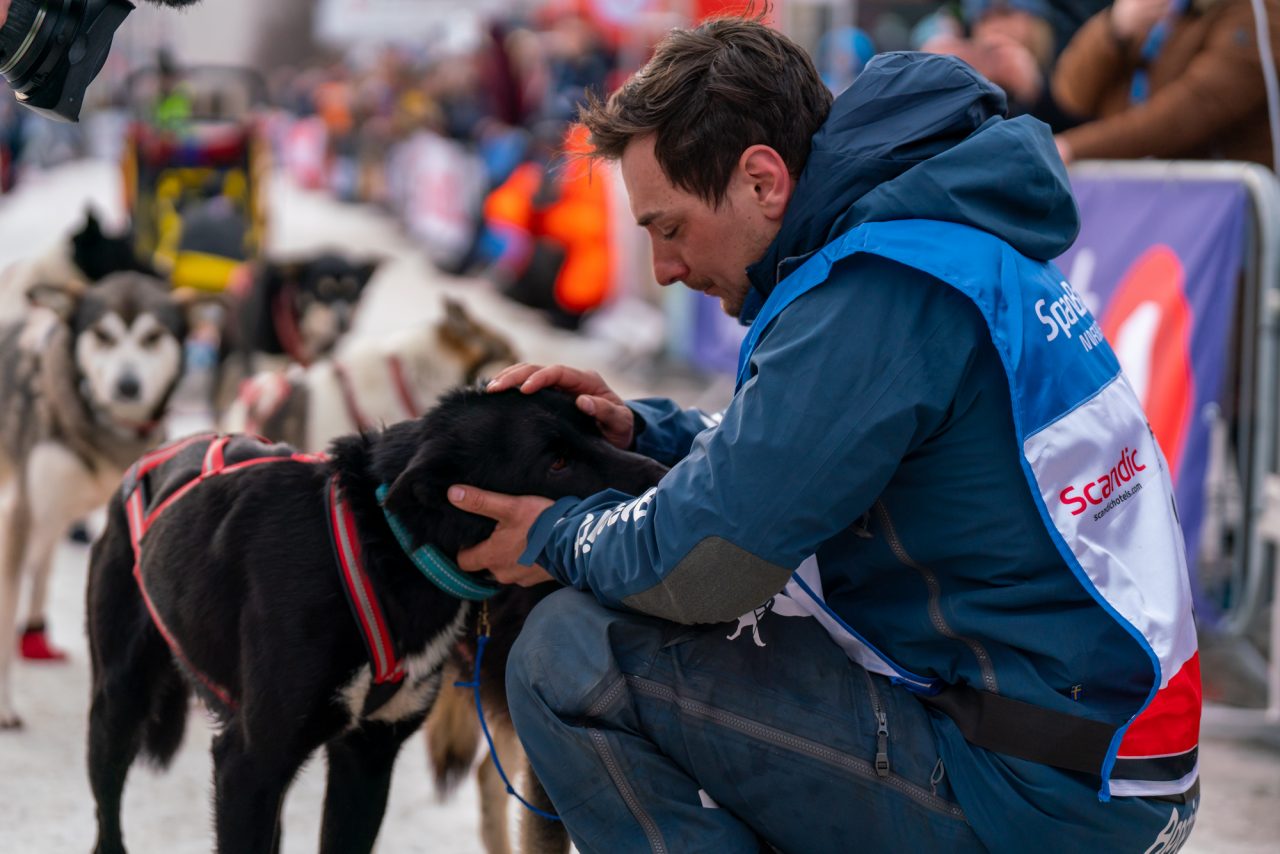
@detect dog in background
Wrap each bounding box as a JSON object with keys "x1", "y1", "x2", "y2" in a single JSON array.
[
  {"x1": 86, "y1": 387, "x2": 667, "y2": 853},
  {"x1": 0, "y1": 210, "x2": 154, "y2": 320},
  {"x1": 222, "y1": 296, "x2": 516, "y2": 450},
  {"x1": 231, "y1": 251, "x2": 381, "y2": 374},
  {"x1": 0, "y1": 273, "x2": 195, "y2": 728},
  {"x1": 428, "y1": 583, "x2": 568, "y2": 854}
]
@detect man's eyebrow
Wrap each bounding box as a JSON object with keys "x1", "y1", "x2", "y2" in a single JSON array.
[{"x1": 636, "y1": 211, "x2": 665, "y2": 228}]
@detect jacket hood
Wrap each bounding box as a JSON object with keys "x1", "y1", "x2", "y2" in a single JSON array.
[{"x1": 744, "y1": 52, "x2": 1079, "y2": 318}]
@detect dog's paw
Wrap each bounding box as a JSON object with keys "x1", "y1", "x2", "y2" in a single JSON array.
[{"x1": 18, "y1": 628, "x2": 68, "y2": 662}]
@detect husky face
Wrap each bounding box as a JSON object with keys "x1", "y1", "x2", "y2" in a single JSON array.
[
  {"x1": 75, "y1": 310, "x2": 183, "y2": 426},
  {"x1": 278, "y1": 254, "x2": 380, "y2": 359},
  {"x1": 30, "y1": 273, "x2": 188, "y2": 430}
]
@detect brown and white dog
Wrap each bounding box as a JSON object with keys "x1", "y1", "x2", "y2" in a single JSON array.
[
  {"x1": 0, "y1": 272, "x2": 196, "y2": 729},
  {"x1": 221, "y1": 297, "x2": 517, "y2": 450}
]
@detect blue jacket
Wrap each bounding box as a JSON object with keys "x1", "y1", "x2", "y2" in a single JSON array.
[{"x1": 524, "y1": 53, "x2": 1198, "y2": 812}]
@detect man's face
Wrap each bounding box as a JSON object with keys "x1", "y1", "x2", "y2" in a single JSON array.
[{"x1": 620, "y1": 135, "x2": 780, "y2": 318}]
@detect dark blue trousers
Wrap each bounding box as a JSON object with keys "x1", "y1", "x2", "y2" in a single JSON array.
[{"x1": 506, "y1": 589, "x2": 1198, "y2": 853}]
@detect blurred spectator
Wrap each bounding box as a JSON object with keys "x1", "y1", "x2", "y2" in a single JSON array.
[
  {"x1": 817, "y1": 27, "x2": 877, "y2": 95},
  {"x1": 151, "y1": 50, "x2": 193, "y2": 131},
  {"x1": 920, "y1": 0, "x2": 1108, "y2": 126},
  {"x1": 1052, "y1": 0, "x2": 1280, "y2": 167},
  {"x1": 0, "y1": 97, "x2": 26, "y2": 192},
  {"x1": 482, "y1": 124, "x2": 614, "y2": 329},
  {"x1": 538, "y1": 11, "x2": 615, "y2": 124}
]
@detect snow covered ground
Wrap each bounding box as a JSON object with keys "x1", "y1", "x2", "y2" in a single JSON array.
[{"x1": 0, "y1": 160, "x2": 1277, "y2": 853}]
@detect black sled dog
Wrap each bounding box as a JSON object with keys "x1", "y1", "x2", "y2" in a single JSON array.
[{"x1": 86, "y1": 387, "x2": 667, "y2": 854}]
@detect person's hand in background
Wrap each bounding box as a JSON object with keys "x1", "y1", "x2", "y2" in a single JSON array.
[{"x1": 1110, "y1": 0, "x2": 1174, "y2": 42}]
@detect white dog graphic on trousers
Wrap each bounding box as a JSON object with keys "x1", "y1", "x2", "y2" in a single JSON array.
[{"x1": 727, "y1": 590, "x2": 811, "y2": 647}]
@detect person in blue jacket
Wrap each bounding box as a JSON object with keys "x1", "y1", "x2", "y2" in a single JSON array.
[{"x1": 446, "y1": 16, "x2": 1202, "y2": 854}]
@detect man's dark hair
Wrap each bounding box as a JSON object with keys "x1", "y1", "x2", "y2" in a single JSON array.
[{"x1": 579, "y1": 16, "x2": 832, "y2": 206}]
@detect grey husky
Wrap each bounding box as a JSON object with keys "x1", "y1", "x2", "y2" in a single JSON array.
[{"x1": 0, "y1": 272, "x2": 193, "y2": 728}]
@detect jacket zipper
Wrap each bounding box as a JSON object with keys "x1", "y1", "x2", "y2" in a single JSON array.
[
  {"x1": 862, "y1": 668, "x2": 891, "y2": 778},
  {"x1": 627, "y1": 675, "x2": 966, "y2": 820},
  {"x1": 873, "y1": 501, "x2": 1000, "y2": 694}
]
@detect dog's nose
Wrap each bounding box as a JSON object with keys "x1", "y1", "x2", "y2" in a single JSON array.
[{"x1": 115, "y1": 375, "x2": 141, "y2": 401}]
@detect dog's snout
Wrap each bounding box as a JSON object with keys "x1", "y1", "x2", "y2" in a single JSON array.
[{"x1": 115, "y1": 374, "x2": 141, "y2": 401}]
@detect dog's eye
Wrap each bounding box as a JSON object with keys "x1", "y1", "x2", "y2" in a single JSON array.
[
  {"x1": 92, "y1": 328, "x2": 115, "y2": 346},
  {"x1": 318, "y1": 277, "x2": 338, "y2": 299},
  {"x1": 141, "y1": 330, "x2": 165, "y2": 348},
  {"x1": 550, "y1": 456, "x2": 568, "y2": 472}
]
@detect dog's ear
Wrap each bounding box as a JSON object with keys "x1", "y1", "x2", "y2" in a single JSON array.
[
  {"x1": 382, "y1": 438, "x2": 493, "y2": 555},
  {"x1": 438, "y1": 296, "x2": 517, "y2": 382},
  {"x1": 355, "y1": 257, "x2": 382, "y2": 288},
  {"x1": 441, "y1": 296, "x2": 474, "y2": 335},
  {"x1": 80, "y1": 208, "x2": 102, "y2": 238},
  {"x1": 26, "y1": 280, "x2": 86, "y2": 320},
  {"x1": 383, "y1": 439, "x2": 452, "y2": 520},
  {"x1": 263, "y1": 260, "x2": 305, "y2": 292}
]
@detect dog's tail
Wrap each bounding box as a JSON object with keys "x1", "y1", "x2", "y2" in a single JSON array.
[
  {"x1": 424, "y1": 659, "x2": 481, "y2": 798},
  {"x1": 140, "y1": 666, "x2": 189, "y2": 770},
  {"x1": 87, "y1": 490, "x2": 190, "y2": 771}
]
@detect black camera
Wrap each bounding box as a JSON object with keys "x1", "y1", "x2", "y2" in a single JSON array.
[{"x1": 0, "y1": 0, "x2": 135, "y2": 123}]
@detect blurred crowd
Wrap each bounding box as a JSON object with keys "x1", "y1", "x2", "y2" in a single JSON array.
[{"x1": 1, "y1": 0, "x2": 1279, "y2": 327}]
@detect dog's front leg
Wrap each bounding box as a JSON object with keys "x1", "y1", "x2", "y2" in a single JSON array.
[
  {"x1": 211, "y1": 723, "x2": 291, "y2": 854},
  {"x1": 319, "y1": 717, "x2": 420, "y2": 854},
  {"x1": 19, "y1": 443, "x2": 109, "y2": 660},
  {"x1": 0, "y1": 481, "x2": 29, "y2": 728}
]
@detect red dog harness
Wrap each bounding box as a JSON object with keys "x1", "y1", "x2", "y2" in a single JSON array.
[
  {"x1": 236, "y1": 355, "x2": 422, "y2": 436},
  {"x1": 123, "y1": 433, "x2": 406, "y2": 712},
  {"x1": 332, "y1": 355, "x2": 421, "y2": 432}
]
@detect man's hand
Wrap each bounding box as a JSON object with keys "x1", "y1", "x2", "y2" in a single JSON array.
[
  {"x1": 487, "y1": 363, "x2": 635, "y2": 450},
  {"x1": 449, "y1": 485, "x2": 555, "y2": 587},
  {"x1": 975, "y1": 34, "x2": 1044, "y2": 105}
]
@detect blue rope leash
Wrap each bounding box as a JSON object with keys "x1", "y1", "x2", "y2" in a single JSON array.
[{"x1": 454, "y1": 616, "x2": 561, "y2": 822}]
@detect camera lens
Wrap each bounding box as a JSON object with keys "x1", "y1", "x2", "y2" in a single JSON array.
[{"x1": 0, "y1": 0, "x2": 134, "y2": 122}]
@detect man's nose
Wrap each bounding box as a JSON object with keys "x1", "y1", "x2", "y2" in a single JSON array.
[{"x1": 652, "y1": 252, "x2": 689, "y2": 288}]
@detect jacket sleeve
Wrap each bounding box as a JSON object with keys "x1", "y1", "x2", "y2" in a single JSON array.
[
  {"x1": 627, "y1": 397, "x2": 721, "y2": 466},
  {"x1": 1051, "y1": 8, "x2": 1134, "y2": 121},
  {"x1": 1055, "y1": 1, "x2": 1272, "y2": 160},
  {"x1": 521, "y1": 255, "x2": 990, "y2": 624}
]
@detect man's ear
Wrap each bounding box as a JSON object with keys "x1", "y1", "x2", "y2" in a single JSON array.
[
  {"x1": 739, "y1": 145, "x2": 792, "y2": 221},
  {"x1": 26, "y1": 280, "x2": 85, "y2": 321}
]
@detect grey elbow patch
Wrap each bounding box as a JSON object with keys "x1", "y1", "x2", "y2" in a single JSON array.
[{"x1": 621, "y1": 537, "x2": 793, "y2": 624}]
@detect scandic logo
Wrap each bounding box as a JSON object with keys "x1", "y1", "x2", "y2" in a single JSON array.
[{"x1": 1059, "y1": 447, "x2": 1147, "y2": 516}]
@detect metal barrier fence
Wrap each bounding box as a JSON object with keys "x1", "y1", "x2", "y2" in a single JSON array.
[{"x1": 1071, "y1": 161, "x2": 1280, "y2": 740}]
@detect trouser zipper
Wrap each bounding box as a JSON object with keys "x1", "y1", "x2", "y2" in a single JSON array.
[
  {"x1": 627, "y1": 675, "x2": 965, "y2": 820},
  {"x1": 863, "y1": 668, "x2": 891, "y2": 777}
]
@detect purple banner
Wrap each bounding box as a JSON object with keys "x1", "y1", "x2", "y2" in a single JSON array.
[{"x1": 1058, "y1": 178, "x2": 1246, "y2": 576}]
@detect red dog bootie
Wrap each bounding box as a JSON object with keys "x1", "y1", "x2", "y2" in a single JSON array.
[{"x1": 19, "y1": 624, "x2": 67, "y2": 662}]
